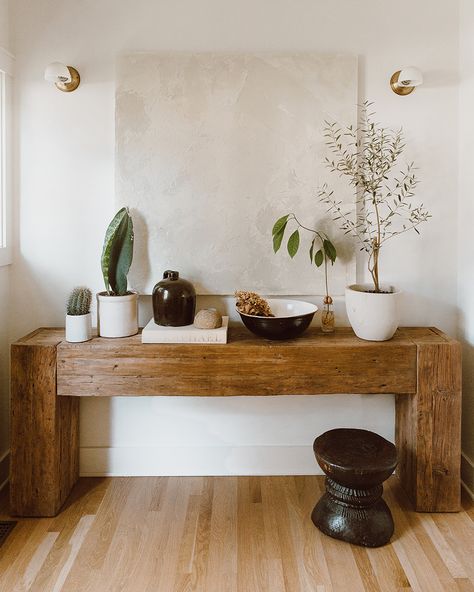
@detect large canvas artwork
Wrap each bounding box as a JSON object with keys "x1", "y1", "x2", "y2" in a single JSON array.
[{"x1": 116, "y1": 53, "x2": 358, "y2": 295}]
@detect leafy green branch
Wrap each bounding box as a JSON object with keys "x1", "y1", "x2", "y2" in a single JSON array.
[{"x1": 272, "y1": 213, "x2": 337, "y2": 307}]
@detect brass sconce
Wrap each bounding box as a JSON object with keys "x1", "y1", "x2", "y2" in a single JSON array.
[
  {"x1": 44, "y1": 62, "x2": 80, "y2": 92},
  {"x1": 390, "y1": 66, "x2": 423, "y2": 96}
]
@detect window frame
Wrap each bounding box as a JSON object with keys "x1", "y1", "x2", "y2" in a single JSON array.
[{"x1": 0, "y1": 46, "x2": 14, "y2": 267}]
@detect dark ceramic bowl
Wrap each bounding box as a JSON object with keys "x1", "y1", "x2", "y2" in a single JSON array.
[{"x1": 237, "y1": 299, "x2": 318, "y2": 340}]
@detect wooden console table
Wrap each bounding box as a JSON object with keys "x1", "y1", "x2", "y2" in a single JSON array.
[{"x1": 10, "y1": 326, "x2": 461, "y2": 517}]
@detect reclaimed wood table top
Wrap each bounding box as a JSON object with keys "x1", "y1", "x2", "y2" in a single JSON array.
[{"x1": 13, "y1": 326, "x2": 454, "y2": 398}]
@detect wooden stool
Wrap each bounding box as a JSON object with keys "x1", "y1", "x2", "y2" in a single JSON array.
[{"x1": 311, "y1": 428, "x2": 397, "y2": 547}]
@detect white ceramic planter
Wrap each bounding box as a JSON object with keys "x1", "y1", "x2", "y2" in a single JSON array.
[
  {"x1": 97, "y1": 292, "x2": 138, "y2": 338},
  {"x1": 65, "y1": 313, "x2": 92, "y2": 343},
  {"x1": 345, "y1": 284, "x2": 401, "y2": 342}
]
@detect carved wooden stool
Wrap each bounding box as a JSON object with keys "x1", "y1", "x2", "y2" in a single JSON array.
[{"x1": 311, "y1": 428, "x2": 397, "y2": 547}]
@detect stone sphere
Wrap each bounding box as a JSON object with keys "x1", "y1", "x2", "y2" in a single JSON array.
[{"x1": 194, "y1": 308, "x2": 222, "y2": 329}]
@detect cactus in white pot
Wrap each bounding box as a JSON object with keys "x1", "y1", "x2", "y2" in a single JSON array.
[{"x1": 65, "y1": 286, "x2": 93, "y2": 342}]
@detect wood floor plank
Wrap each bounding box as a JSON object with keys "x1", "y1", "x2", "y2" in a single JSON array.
[
  {"x1": 385, "y1": 486, "x2": 454, "y2": 592},
  {"x1": 237, "y1": 477, "x2": 268, "y2": 592},
  {"x1": 285, "y1": 476, "x2": 333, "y2": 591},
  {"x1": 189, "y1": 477, "x2": 214, "y2": 592},
  {"x1": 0, "y1": 520, "x2": 53, "y2": 592},
  {"x1": 21, "y1": 531, "x2": 59, "y2": 591},
  {"x1": 456, "y1": 579, "x2": 474, "y2": 592},
  {"x1": 431, "y1": 511, "x2": 474, "y2": 584},
  {"x1": 421, "y1": 515, "x2": 467, "y2": 579},
  {"x1": 58, "y1": 477, "x2": 133, "y2": 592},
  {"x1": 392, "y1": 487, "x2": 460, "y2": 591},
  {"x1": 206, "y1": 477, "x2": 237, "y2": 592},
  {"x1": 260, "y1": 477, "x2": 288, "y2": 592},
  {"x1": 351, "y1": 546, "x2": 382, "y2": 592},
  {"x1": 0, "y1": 476, "x2": 471, "y2": 592},
  {"x1": 51, "y1": 515, "x2": 95, "y2": 592}
]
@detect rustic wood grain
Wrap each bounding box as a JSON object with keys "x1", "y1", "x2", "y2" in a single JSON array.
[
  {"x1": 57, "y1": 327, "x2": 417, "y2": 397},
  {"x1": 10, "y1": 333, "x2": 79, "y2": 517},
  {"x1": 396, "y1": 335, "x2": 462, "y2": 512},
  {"x1": 10, "y1": 326, "x2": 462, "y2": 516}
]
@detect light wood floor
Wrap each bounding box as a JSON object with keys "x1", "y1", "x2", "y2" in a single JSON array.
[{"x1": 0, "y1": 476, "x2": 472, "y2": 592}]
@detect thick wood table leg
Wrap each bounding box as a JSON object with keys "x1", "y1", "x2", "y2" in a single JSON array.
[
  {"x1": 396, "y1": 331, "x2": 462, "y2": 512},
  {"x1": 10, "y1": 330, "x2": 79, "y2": 517}
]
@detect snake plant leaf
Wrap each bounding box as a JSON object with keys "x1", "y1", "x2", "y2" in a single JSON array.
[
  {"x1": 101, "y1": 207, "x2": 134, "y2": 295},
  {"x1": 111, "y1": 215, "x2": 134, "y2": 295}
]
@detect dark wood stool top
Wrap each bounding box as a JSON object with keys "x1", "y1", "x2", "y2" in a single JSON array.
[{"x1": 314, "y1": 428, "x2": 397, "y2": 489}]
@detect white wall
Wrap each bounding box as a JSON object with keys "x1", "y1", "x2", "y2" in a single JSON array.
[
  {"x1": 459, "y1": 0, "x2": 474, "y2": 495},
  {"x1": 0, "y1": 0, "x2": 8, "y2": 50},
  {"x1": 0, "y1": 0, "x2": 11, "y2": 486},
  {"x1": 9, "y1": 0, "x2": 462, "y2": 476}
]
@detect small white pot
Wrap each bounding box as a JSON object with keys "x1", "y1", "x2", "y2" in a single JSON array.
[
  {"x1": 65, "y1": 313, "x2": 92, "y2": 343},
  {"x1": 345, "y1": 284, "x2": 401, "y2": 342},
  {"x1": 97, "y1": 292, "x2": 138, "y2": 338}
]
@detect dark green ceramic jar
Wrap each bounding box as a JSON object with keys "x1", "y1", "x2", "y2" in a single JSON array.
[{"x1": 152, "y1": 270, "x2": 196, "y2": 326}]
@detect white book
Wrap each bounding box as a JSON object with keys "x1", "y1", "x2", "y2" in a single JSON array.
[{"x1": 141, "y1": 316, "x2": 229, "y2": 344}]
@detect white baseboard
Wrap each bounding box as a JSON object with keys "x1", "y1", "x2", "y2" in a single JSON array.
[
  {"x1": 0, "y1": 449, "x2": 10, "y2": 492},
  {"x1": 0, "y1": 444, "x2": 468, "y2": 496},
  {"x1": 461, "y1": 452, "x2": 474, "y2": 500},
  {"x1": 80, "y1": 445, "x2": 323, "y2": 477}
]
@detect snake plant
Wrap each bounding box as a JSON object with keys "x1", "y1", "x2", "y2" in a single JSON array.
[{"x1": 101, "y1": 207, "x2": 134, "y2": 296}]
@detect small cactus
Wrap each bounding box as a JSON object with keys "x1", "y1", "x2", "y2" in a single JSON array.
[{"x1": 67, "y1": 287, "x2": 92, "y2": 316}]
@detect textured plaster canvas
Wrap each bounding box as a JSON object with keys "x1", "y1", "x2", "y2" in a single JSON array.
[{"x1": 116, "y1": 53, "x2": 358, "y2": 295}]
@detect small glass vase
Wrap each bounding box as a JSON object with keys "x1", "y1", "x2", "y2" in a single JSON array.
[{"x1": 321, "y1": 296, "x2": 335, "y2": 333}]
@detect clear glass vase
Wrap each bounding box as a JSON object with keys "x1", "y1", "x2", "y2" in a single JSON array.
[{"x1": 321, "y1": 296, "x2": 335, "y2": 333}]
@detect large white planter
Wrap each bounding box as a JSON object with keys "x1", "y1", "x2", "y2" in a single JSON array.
[
  {"x1": 97, "y1": 292, "x2": 138, "y2": 338},
  {"x1": 65, "y1": 313, "x2": 92, "y2": 343},
  {"x1": 345, "y1": 284, "x2": 401, "y2": 342}
]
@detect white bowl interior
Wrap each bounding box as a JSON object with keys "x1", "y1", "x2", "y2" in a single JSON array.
[{"x1": 239, "y1": 298, "x2": 318, "y2": 318}]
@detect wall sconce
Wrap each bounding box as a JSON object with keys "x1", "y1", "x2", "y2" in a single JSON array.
[
  {"x1": 44, "y1": 62, "x2": 80, "y2": 92},
  {"x1": 390, "y1": 66, "x2": 423, "y2": 96}
]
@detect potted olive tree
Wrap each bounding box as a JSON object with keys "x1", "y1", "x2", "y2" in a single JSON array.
[
  {"x1": 97, "y1": 207, "x2": 138, "y2": 338},
  {"x1": 320, "y1": 102, "x2": 431, "y2": 340},
  {"x1": 65, "y1": 286, "x2": 92, "y2": 342}
]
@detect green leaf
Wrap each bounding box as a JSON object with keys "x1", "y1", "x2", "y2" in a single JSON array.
[
  {"x1": 111, "y1": 215, "x2": 134, "y2": 295},
  {"x1": 273, "y1": 226, "x2": 286, "y2": 253},
  {"x1": 314, "y1": 249, "x2": 324, "y2": 267},
  {"x1": 323, "y1": 239, "x2": 337, "y2": 264},
  {"x1": 309, "y1": 239, "x2": 315, "y2": 263},
  {"x1": 272, "y1": 214, "x2": 290, "y2": 236},
  {"x1": 287, "y1": 229, "x2": 300, "y2": 258},
  {"x1": 101, "y1": 207, "x2": 128, "y2": 293}
]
